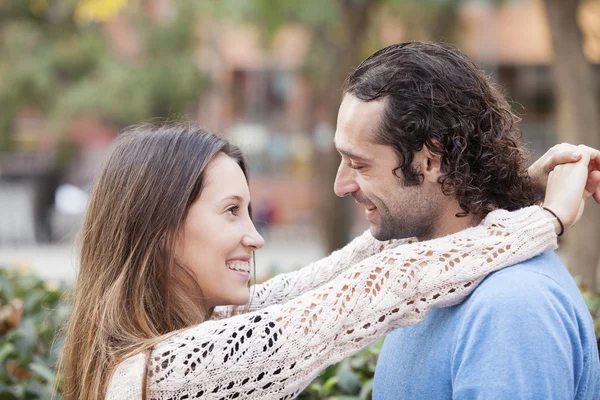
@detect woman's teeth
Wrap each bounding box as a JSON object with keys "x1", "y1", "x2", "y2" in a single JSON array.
[{"x1": 227, "y1": 262, "x2": 250, "y2": 273}]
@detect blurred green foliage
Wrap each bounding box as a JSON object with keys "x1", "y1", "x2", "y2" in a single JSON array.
[
  {"x1": 1, "y1": 266, "x2": 599, "y2": 399},
  {"x1": 298, "y1": 340, "x2": 382, "y2": 400},
  {"x1": 0, "y1": 0, "x2": 205, "y2": 151},
  {"x1": 582, "y1": 287, "x2": 600, "y2": 339},
  {"x1": 0, "y1": 267, "x2": 68, "y2": 399},
  {"x1": 0, "y1": 265, "x2": 384, "y2": 399}
]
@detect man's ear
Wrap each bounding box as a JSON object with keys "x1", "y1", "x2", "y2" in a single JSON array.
[{"x1": 421, "y1": 144, "x2": 442, "y2": 184}]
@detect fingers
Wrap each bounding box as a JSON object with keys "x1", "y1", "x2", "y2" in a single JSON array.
[
  {"x1": 587, "y1": 150, "x2": 600, "y2": 178},
  {"x1": 542, "y1": 143, "x2": 580, "y2": 174},
  {"x1": 544, "y1": 153, "x2": 591, "y2": 228},
  {"x1": 585, "y1": 170, "x2": 600, "y2": 204},
  {"x1": 544, "y1": 151, "x2": 581, "y2": 174},
  {"x1": 544, "y1": 143, "x2": 599, "y2": 169},
  {"x1": 529, "y1": 143, "x2": 600, "y2": 195},
  {"x1": 545, "y1": 144, "x2": 600, "y2": 191},
  {"x1": 576, "y1": 144, "x2": 600, "y2": 161},
  {"x1": 581, "y1": 145, "x2": 600, "y2": 203},
  {"x1": 574, "y1": 144, "x2": 600, "y2": 171}
]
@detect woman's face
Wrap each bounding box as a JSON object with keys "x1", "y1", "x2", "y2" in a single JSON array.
[{"x1": 175, "y1": 153, "x2": 264, "y2": 309}]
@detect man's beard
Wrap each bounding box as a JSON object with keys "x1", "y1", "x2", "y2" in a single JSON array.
[
  {"x1": 355, "y1": 192, "x2": 439, "y2": 241},
  {"x1": 372, "y1": 203, "x2": 436, "y2": 241}
]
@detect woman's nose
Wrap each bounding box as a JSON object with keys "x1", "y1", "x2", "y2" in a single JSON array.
[{"x1": 242, "y1": 224, "x2": 265, "y2": 250}]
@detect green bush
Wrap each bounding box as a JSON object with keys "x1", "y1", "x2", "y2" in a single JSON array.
[
  {"x1": 298, "y1": 340, "x2": 382, "y2": 400},
  {"x1": 2, "y1": 266, "x2": 599, "y2": 399},
  {"x1": 581, "y1": 288, "x2": 600, "y2": 339},
  {"x1": 0, "y1": 267, "x2": 67, "y2": 399}
]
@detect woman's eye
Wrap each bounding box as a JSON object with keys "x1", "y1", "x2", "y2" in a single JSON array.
[{"x1": 226, "y1": 205, "x2": 240, "y2": 216}]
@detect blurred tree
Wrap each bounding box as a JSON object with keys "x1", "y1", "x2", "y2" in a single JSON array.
[
  {"x1": 69, "y1": 0, "x2": 512, "y2": 256},
  {"x1": 0, "y1": 0, "x2": 205, "y2": 244},
  {"x1": 543, "y1": 0, "x2": 600, "y2": 291},
  {"x1": 201, "y1": 0, "x2": 384, "y2": 252},
  {"x1": 76, "y1": 0, "x2": 129, "y2": 22},
  {"x1": 0, "y1": 0, "x2": 205, "y2": 151},
  {"x1": 302, "y1": 0, "x2": 382, "y2": 252},
  {"x1": 207, "y1": 0, "x2": 476, "y2": 252}
]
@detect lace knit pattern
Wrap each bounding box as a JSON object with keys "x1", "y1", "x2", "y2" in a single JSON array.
[
  {"x1": 211, "y1": 231, "x2": 414, "y2": 319},
  {"x1": 105, "y1": 206, "x2": 557, "y2": 400}
]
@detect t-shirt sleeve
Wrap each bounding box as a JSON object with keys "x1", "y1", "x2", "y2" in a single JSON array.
[{"x1": 451, "y1": 269, "x2": 585, "y2": 400}]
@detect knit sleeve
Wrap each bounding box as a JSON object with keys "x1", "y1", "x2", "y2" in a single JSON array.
[
  {"x1": 106, "y1": 206, "x2": 557, "y2": 400},
  {"x1": 212, "y1": 230, "x2": 413, "y2": 319}
]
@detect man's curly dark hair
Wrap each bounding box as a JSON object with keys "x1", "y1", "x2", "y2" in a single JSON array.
[{"x1": 343, "y1": 42, "x2": 539, "y2": 216}]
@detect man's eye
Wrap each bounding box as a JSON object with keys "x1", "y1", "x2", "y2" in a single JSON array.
[
  {"x1": 226, "y1": 205, "x2": 240, "y2": 216},
  {"x1": 348, "y1": 162, "x2": 363, "y2": 170}
]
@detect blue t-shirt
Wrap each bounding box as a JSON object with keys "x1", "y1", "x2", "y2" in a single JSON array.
[{"x1": 373, "y1": 251, "x2": 600, "y2": 400}]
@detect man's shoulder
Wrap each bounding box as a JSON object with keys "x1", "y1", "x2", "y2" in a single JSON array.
[
  {"x1": 446, "y1": 257, "x2": 600, "y2": 400},
  {"x1": 473, "y1": 251, "x2": 570, "y2": 292},
  {"x1": 461, "y1": 251, "x2": 583, "y2": 314}
]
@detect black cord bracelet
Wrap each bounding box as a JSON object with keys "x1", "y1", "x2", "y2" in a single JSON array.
[{"x1": 542, "y1": 206, "x2": 565, "y2": 237}]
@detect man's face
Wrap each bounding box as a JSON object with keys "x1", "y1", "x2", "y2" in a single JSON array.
[{"x1": 333, "y1": 94, "x2": 443, "y2": 241}]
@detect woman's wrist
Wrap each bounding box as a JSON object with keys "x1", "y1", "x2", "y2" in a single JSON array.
[{"x1": 541, "y1": 207, "x2": 564, "y2": 236}]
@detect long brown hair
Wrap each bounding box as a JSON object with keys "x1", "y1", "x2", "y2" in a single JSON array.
[{"x1": 56, "y1": 123, "x2": 248, "y2": 400}]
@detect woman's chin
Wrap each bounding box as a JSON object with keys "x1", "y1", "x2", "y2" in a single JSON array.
[
  {"x1": 228, "y1": 292, "x2": 251, "y2": 306},
  {"x1": 208, "y1": 292, "x2": 250, "y2": 309}
]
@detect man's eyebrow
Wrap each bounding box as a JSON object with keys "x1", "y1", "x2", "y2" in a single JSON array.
[{"x1": 336, "y1": 147, "x2": 371, "y2": 162}]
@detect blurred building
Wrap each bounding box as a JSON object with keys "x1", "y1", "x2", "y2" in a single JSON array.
[
  {"x1": 189, "y1": 0, "x2": 600, "y2": 228},
  {"x1": 1, "y1": 0, "x2": 599, "y2": 244}
]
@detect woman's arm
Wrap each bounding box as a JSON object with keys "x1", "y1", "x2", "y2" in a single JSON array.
[
  {"x1": 212, "y1": 231, "x2": 412, "y2": 318},
  {"x1": 247, "y1": 232, "x2": 414, "y2": 312},
  {"x1": 106, "y1": 206, "x2": 555, "y2": 400},
  {"x1": 209, "y1": 144, "x2": 599, "y2": 319}
]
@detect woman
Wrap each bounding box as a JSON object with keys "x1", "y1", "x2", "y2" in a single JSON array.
[{"x1": 57, "y1": 123, "x2": 594, "y2": 399}]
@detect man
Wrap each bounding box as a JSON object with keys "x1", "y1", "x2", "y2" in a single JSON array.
[{"x1": 333, "y1": 42, "x2": 600, "y2": 399}]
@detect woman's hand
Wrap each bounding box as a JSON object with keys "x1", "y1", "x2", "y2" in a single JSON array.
[
  {"x1": 542, "y1": 152, "x2": 600, "y2": 234},
  {"x1": 529, "y1": 143, "x2": 600, "y2": 204}
]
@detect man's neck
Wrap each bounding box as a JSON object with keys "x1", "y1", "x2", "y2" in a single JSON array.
[{"x1": 418, "y1": 202, "x2": 483, "y2": 241}]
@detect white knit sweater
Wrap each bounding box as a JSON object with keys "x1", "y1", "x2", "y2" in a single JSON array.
[{"x1": 106, "y1": 206, "x2": 557, "y2": 399}]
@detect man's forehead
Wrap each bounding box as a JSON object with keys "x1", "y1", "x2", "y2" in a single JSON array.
[
  {"x1": 334, "y1": 97, "x2": 387, "y2": 159},
  {"x1": 336, "y1": 95, "x2": 385, "y2": 138}
]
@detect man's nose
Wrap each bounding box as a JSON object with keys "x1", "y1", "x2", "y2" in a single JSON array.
[{"x1": 334, "y1": 162, "x2": 359, "y2": 197}]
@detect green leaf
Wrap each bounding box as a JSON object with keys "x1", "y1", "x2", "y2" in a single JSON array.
[
  {"x1": 337, "y1": 361, "x2": 361, "y2": 394},
  {"x1": 28, "y1": 362, "x2": 55, "y2": 383},
  {"x1": 0, "y1": 343, "x2": 16, "y2": 364},
  {"x1": 0, "y1": 273, "x2": 16, "y2": 301},
  {"x1": 322, "y1": 375, "x2": 339, "y2": 393},
  {"x1": 359, "y1": 379, "x2": 374, "y2": 400},
  {"x1": 0, "y1": 382, "x2": 20, "y2": 399}
]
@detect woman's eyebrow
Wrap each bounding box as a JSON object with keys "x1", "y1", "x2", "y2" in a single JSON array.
[{"x1": 220, "y1": 195, "x2": 244, "y2": 203}]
